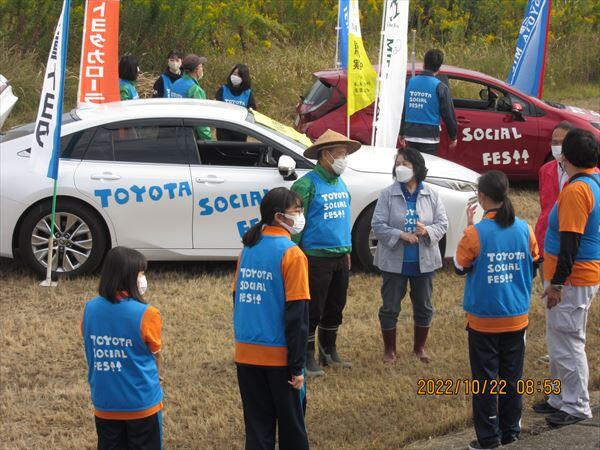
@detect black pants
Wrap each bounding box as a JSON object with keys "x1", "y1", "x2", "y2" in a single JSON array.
[
  {"x1": 307, "y1": 255, "x2": 350, "y2": 335},
  {"x1": 95, "y1": 412, "x2": 162, "y2": 450},
  {"x1": 379, "y1": 271, "x2": 434, "y2": 329},
  {"x1": 406, "y1": 141, "x2": 438, "y2": 155},
  {"x1": 468, "y1": 328, "x2": 526, "y2": 447},
  {"x1": 237, "y1": 365, "x2": 309, "y2": 450}
]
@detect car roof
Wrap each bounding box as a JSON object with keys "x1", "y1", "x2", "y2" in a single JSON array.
[
  {"x1": 75, "y1": 98, "x2": 249, "y2": 123},
  {"x1": 314, "y1": 63, "x2": 515, "y2": 92}
]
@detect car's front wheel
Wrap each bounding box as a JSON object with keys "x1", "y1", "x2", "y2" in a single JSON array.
[
  {"x1": 353, "y1": 204, "x2": 378, "y2": 272},
  {"x1": 18, "y1": 199, "x2": 107, "y2": 277}
]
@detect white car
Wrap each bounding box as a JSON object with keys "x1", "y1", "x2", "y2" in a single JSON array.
[
  {"x1": 0, "y1": 99, "x2": 481, "y2": 276},
  {"x1": 0, "y1": 75, "x2": 19, "y2": 130}
]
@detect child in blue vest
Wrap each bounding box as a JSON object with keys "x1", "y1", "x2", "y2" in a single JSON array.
[
  {"x1": 152, "y1": 49, "x2": 183, "y2": 98},
  {"x1": 233, "y1": 187, "x2": 310, "y2": 450},
  {"x1": 454, "y1": 171, "x2": 540, "y2": 450},
  {"x1": 215, "y1": 63, "x2": 256, "y2": 142},
  {"x1": 82, "y1": 246, "x2": 163, "y2": 450}
]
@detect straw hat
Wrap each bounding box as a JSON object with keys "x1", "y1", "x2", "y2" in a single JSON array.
[
  {"x1": 303, "y1": 129, "x2": 362, "y2": 160},
  {"x1": 181, "y1": 54, "x2": 207, "y2": 72}
]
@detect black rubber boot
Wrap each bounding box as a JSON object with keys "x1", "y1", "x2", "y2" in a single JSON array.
[
  {"x1": 305, "y1": 334, "x2": 325, "y2": 377},
  {"x1": 318, "y1": 326, "x2": 352, "y2": 368}
]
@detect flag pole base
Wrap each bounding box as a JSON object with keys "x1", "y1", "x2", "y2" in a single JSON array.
[{"x1": 40, "y1": 277, "x2": 58, "y2": 287}]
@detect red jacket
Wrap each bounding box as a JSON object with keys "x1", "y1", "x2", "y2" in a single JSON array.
[
  {"x1": 535, "y1": 160, "x2": 560, "y2": 256},
  {"x1": 535, "y1": 160, "x2": 599, "y2": 255}
]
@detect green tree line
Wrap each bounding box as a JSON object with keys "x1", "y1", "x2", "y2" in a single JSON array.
[{"x1": 1, "y1": 0, "x2": 598, "y2": 71}]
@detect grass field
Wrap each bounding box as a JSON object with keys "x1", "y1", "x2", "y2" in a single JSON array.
[{"x1": 1, "y1": 182, "x2": 599, "y2": 450}]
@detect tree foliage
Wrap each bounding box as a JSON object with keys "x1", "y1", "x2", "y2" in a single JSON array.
[{"x1": 1, "y1": 0, "x2": 597, "y2": 67}]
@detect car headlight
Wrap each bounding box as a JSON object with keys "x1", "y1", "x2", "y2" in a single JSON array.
[
  {"x1": 590, "y1": 122, "x2": 600, "y2": 131},
  {"x1": 426, "y1": 177, "x2": 477, "y2": 192}
]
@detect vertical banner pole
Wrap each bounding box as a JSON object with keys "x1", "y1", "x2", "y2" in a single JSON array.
[
  {"x1": 371, "y1": 0, "x2": 388, "y2": 146},
  {"x1": 335, "y1": 0, "x2": 341, "y2": 68},
  {"x1": 411, "y1": 28, "x2": 416, "y2": 77},
  {"x1": 42, "y1": 180, "x2": 59, "y2": 286}
]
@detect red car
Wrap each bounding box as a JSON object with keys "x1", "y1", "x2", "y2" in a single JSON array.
[{"x1": 295, "y1": 63, "x2": 600, "y2": 180}]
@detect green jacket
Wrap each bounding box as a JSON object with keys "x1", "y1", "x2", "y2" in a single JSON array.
[
  {"x1": 180, "y1": 74, "x2": 212, "y2": 141},
  {"x1": 290, "y1": 163, "x2": 352, "y2": 257},
  {"x1": 119, "y1": 79, "x2": 139, "y2": 100}
]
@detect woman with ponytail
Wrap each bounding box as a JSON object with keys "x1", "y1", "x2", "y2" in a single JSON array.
[
  {"x1": 454, "y1": 170, "x2": 541, "y2": 450},
  {"x1": 232, "y1": 187, "x2": 310, "y2": 450}
]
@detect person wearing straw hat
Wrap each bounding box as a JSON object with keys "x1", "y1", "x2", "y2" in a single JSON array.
[{"x1": 291, "y1": 129, "x2": 361, "y2": 377}]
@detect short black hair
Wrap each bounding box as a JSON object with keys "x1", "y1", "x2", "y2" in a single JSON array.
[
  {"x1": 393, "y1": 147, "x2": 428, "y2": 183},
  {"x1": 167, "y1": 49, "x2": 183, "y2": 59},
  {"x1": 242, "y1": 187, "x2": 302, "y2": 247},
  {"x1": 554, "y1": 121, "x2": 574, "y2": 133},
  {"x1": 227, "y1": 63, "x2": 251, "y2": 91},
  {"x1": 98, "y1": 246, "x2": 147, "y2": 303},
  {"x1": 424, "y1": 49, "x2": 444, "y2": 72},
  {"x1": 562, "y1": 128, "x2": 599, "y2": 168},
  {"x1": 119, "y1": 55, "x2": 138, "y2": 81}
]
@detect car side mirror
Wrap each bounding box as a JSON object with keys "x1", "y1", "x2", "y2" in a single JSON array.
[
  {"x1": 278, "y1": 155, "x2": 297, "y2": 180},
  {"x1": 511, "y1": 102, "x2": 525, "y2": 121},
  {"x1": 479, "y1": 88, "x2": 489, "y2": 101}
]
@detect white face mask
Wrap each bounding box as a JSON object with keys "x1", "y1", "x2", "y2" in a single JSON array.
[
  {"x1": 168, "y1": 60, "x2": 181, "y2": 72},
  {"x1": 327, "y1": 151, "x2": 348, "y2": 175},
  {"x1": 278, "y1": 213, "x2": 305, "y2": 235},
  {"x1": 230, "y1": 74, "x2": 242, "y2": 87},
  {"x1": 137, "y1": 274, "x2": 148, "y2": 295},
  {"x1": 395, "y1": 165, "x2": 414, "y2": 183},
  {"x1": 551, "y1": 145, "x2": 562, "y2": 160}
]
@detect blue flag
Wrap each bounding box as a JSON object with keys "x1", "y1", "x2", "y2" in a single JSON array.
[
  {"x1": 337, "y1": 0, "x2": 350, "y2": 68},
  {"x1": 30, "y1": 0, "x2": 71, "y2": 180},
  {"x1": 507, "y1": 0, "x2": 551, "y2": 98}
]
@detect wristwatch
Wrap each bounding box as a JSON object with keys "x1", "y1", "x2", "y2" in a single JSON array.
[{"x1": 551, "y1": 284, "x2": 564, "y2": 292}]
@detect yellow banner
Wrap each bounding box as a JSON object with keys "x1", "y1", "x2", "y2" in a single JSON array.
[
  {"x1": 347, "y1": 4, "x2": 377, "y2": 117},
  {"x1": 251, "y1": 109, "x2": 313, "y2": 147}
]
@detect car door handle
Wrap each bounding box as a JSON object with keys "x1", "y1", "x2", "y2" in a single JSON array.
[
  {"x1": 457, "y1": 116, "x2": 471, "y2": 124},
  {"x1": 90, "y1": 172, "x2": 121, "y2": 181},
  {"x1": 196, "y1": 176, "x2": 225, "y2": 184}
]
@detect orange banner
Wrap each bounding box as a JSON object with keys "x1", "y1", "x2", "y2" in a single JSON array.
[{"x1": 77, "y1": 0, "x2": 120, "y2": 104}]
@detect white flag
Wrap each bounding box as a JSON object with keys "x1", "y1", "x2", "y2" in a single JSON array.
[
  {"x1": 373, "y1": 0, "x2": 409, "y2": 148},
  {"x1": 30, "y1": 0, "x2": 71, "y2": 180}
]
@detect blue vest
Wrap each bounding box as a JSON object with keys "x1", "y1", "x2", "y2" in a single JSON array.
[
  {"x1": 401, "y1": 183, "x2": 421, "y2": 275},
  {"x1": 222, "y1": 85, "x2": 251, "y2": 107},
  {"x1": 119, "y1": 79, "x2": 139, "y2": 100},
  {"x1": 234, "y1": 235, "x2": 296, "y2": 351},
  {"x1": 404, "y1": 75, "x2": 441, "y2": 126},
  {"x1": 300, "y1": 171, "x2": 352, "y2": 250},
  {"x1": 463, "y1": 217, "x2": 534, "y2": 318},
  {"x1": 82, "y1": 297, "x2": 162, "y2": 412},
  {"x1": 170, "y1": 76, "x2": 196, "y2": 99},
  {"x1": 161, "y1": 74, "x2": 175, "y2": 98},
  {"x1": 545, "y1": 174, "x2": 600, "y2": 261}
]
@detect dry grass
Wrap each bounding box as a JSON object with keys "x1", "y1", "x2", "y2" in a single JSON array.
[{"x1": 1, "y1": 185, "x2": 598, "y2": 449}]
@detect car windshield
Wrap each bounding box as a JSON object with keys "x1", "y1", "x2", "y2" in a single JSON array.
[
  {"x1": 246, "y1": 109, "x2": 311, "y2": 149},
  {"x1": 0, "y1": 110, "x2": 80, "y2": 143}
]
